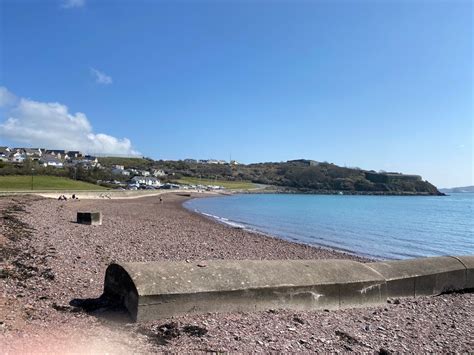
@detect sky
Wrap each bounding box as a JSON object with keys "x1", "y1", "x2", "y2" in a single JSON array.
[{"x1": 0, "y1": 0, "x2": 472, "y2": 188}]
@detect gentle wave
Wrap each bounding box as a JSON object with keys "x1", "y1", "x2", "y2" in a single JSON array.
[
  {"x1": 198, "y1": 211, "x2": 248, "y2": 229},
  {"x1": 185, "y1": 193, "x2": 474, "y2": 260}
]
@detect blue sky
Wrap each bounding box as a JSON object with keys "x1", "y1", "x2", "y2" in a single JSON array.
[{"x1": 0, "y1": 0, "x2": 472, "y2": 187}]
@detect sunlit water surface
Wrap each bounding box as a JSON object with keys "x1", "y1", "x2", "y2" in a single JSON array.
[{"x1": 184, "y1": 193, "x2": 474, "y2": 259}]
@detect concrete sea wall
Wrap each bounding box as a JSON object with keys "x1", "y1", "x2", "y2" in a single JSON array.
[{"x1": 103, "y1": 255, "x2": 473, "y2": 322}]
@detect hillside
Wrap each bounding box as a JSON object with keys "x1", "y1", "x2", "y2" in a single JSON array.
[{"x1": 147, "y1": 159, "x2": 441, "y2": 195}]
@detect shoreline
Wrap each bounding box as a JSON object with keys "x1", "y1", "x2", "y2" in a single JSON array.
[
  {"x1": 243, "y1": 187, "x2": 445, "y2": 196},
  {"x1": 1, "y1": 194, "x2": 472, "y2": 353},
  {"x1": 182, "y1": 196, "x2": 379, "y2": 262}
]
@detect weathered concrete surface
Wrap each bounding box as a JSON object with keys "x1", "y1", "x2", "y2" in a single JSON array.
[
  {"x1": 104, "y1": 260, "x2": 387, "y2": 322},
  {"x1": 453, "y1": 255, "x2": 474, "y2": 289},
  {"x1": 367, "y1": 256, "x2": 469, "y2": 297},
  {"x1": 77, "y1": 212, "x2": 102, "y2": 225},
  {"x1": 103, "y1": 256, "x2": 474, "y2": 322}
]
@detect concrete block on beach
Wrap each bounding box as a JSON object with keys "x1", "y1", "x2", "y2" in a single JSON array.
[
  {"x1": 77, "y1": 212, "x2": 102, "y2": 225},
  {"x1": 103, "y1": 260, "x2": 387, "y2": 322}
]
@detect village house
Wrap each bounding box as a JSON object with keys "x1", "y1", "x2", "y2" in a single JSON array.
[
  {"x1": 130, "y1": 176, "x2": 161, "y2": 187},
  {"x1": 0, "y1": 147, "x2": 11, "y2": 160},
  {"x1": 112, "y1": 168, "x2": 131, "y2": 176},
  {"x1": 39, "y1": 155, "x2": 64, "y2": 168},
  {"x1": 81, "y1": 155, "x2": 100, "y2": 168},
  {"x1": 45, "y1": 150, "x2": 66, "y2": 160},
  {"x1": 71, "y1": 160, "x2": 94, "y2": 170},
  {"x1": 24, "y1": 148, "x2": 42, "y2": 157},
  {"x1": 152, "y1": 169, "x2": 166, "y2": 177},
  {"x1": 65, "y1": 151, "x2": 82, "y2": 159},
  {"x1": 11, "y1": 151, "x2": 26, "y2": 163}
]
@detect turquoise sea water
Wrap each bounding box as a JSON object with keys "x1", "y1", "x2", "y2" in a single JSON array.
[{"x1": 184, "y1": 193, "x2": 474, "y2": 260}]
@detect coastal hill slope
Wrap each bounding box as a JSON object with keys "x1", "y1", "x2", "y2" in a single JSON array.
[{"x1": 110, "y1": 158, "x2": 441, "y2": 195}]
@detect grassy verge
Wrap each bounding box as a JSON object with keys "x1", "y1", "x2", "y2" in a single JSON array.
[
  {"x1": 0, "y1": 175, "x2": 106, "y2": 191},
  {"x1": 173, "y1": 177, "x2": 256, "y2": 190}
]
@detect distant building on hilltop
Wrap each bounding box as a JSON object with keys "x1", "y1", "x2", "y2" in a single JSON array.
[{"x1": 287, "y1": 159, "x2": 319, "y2": 166}]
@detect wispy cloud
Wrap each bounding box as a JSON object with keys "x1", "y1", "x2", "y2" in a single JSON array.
[
  {"x1": 0, "y1": 87, "x2": 18, "y2": 107},
  {"x1": 90, "y1": 68, "x2": 113, "y2": 85},
  {"x1": 61, "y1": 0, "x2": 85, "y2": 9},
  {"x1": 0, "y1": 86, "x2": 139, "y2": 156}
]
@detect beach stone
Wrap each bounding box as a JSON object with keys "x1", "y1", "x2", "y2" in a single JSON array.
[{"x1": 77, "y1": 212, "x2": 102, "y2": 226}]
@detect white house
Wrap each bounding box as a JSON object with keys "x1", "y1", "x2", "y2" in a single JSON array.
[
  {"x1": 40, "y1": 155, "x2": 64, "y2": 168},
  {"x1": 45, "y1": 150, "x2": 66, "y2": 160},
  {"x1": 0, "y1": 147, "x2": 11, "y2": 159},
  {"x1": 152, "y1": 169, "x2": 166, "y2": 177},
  {"x1": 84, "y1": 155, "x2": 98, "y2": 163},
  {"x1": 24, "y1": 148, "x2": 42, "y2": 157},
  {"x1": 130, "y1": 176, "x2": 161, "y2": 186},
  {"x1": 112, "y1": 168, "x2": 131, "y2": 176},
  {"x1": 64, "y1": 151, "x2": 82, "y2": 160},
  {"x1": 11, "y1": 152, "x2": 26, "y2": 163}
]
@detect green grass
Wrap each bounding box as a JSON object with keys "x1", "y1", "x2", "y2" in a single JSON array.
[
  {"x1": 0, "y1": 175, "x2": 106, "y2": 191},
  {"x1": 98, "y1": 157, "x2": 150, "y2": 169},
  {"x1": 173, "y1": 177, "x2": 257, "y2": 190}
]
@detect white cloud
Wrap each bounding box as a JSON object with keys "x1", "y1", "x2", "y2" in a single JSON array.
[
  {"x1": 0, "y1": 87, "x2": 18, "y2": 107},
  {"x1": 61, "y1": 0, "x2": 85, "y2": 9},
  {"x1": 0, "y1": 87, "x2": 139, "y2": 156},
  {"x1": 91, "y1": 68, "x2": 113, "y2": 85}
]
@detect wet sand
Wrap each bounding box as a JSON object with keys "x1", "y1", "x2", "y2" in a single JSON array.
[{"x1": 0, "y1": 194, "x2": 472, "y2": 353}]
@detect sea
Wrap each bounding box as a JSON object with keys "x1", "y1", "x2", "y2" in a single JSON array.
[{"x1": 184, "y1": 193, "x2": 474, "y2": 260}]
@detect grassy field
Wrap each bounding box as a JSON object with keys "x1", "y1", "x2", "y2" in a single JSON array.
[
  {"x1": 173, "y1": 177, "x2": 257, "y2": 190},
  {"x1": 0, "y1": 175, "x2": 106, "y2": 191}
]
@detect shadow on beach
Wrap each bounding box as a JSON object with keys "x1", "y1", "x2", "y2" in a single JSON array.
[{"x1": 68, "y1": 295, "x2": 132, "y2": 324}]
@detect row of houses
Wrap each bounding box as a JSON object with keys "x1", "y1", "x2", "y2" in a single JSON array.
[
  {"x1": 183, "y1": 158, "x2": 239, "y2": 165},
  {"x1": 0, "y1": 147, "x2": 99, "y2": 169},
  {"x1": 110, "y1": 165, "x2": 167, "y2": 178}
]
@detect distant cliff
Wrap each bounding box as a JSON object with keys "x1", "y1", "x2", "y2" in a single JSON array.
[
  {"x1": 439, "y1": 186, "x2": 474, "y2": 193},
  {"x1": 239, "y1": 161, "x2": 441, "y2": 195}
]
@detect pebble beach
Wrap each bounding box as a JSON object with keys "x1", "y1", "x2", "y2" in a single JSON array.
[{"x1": 1, "y1": 193, "x2": 472, "y2": 353}]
